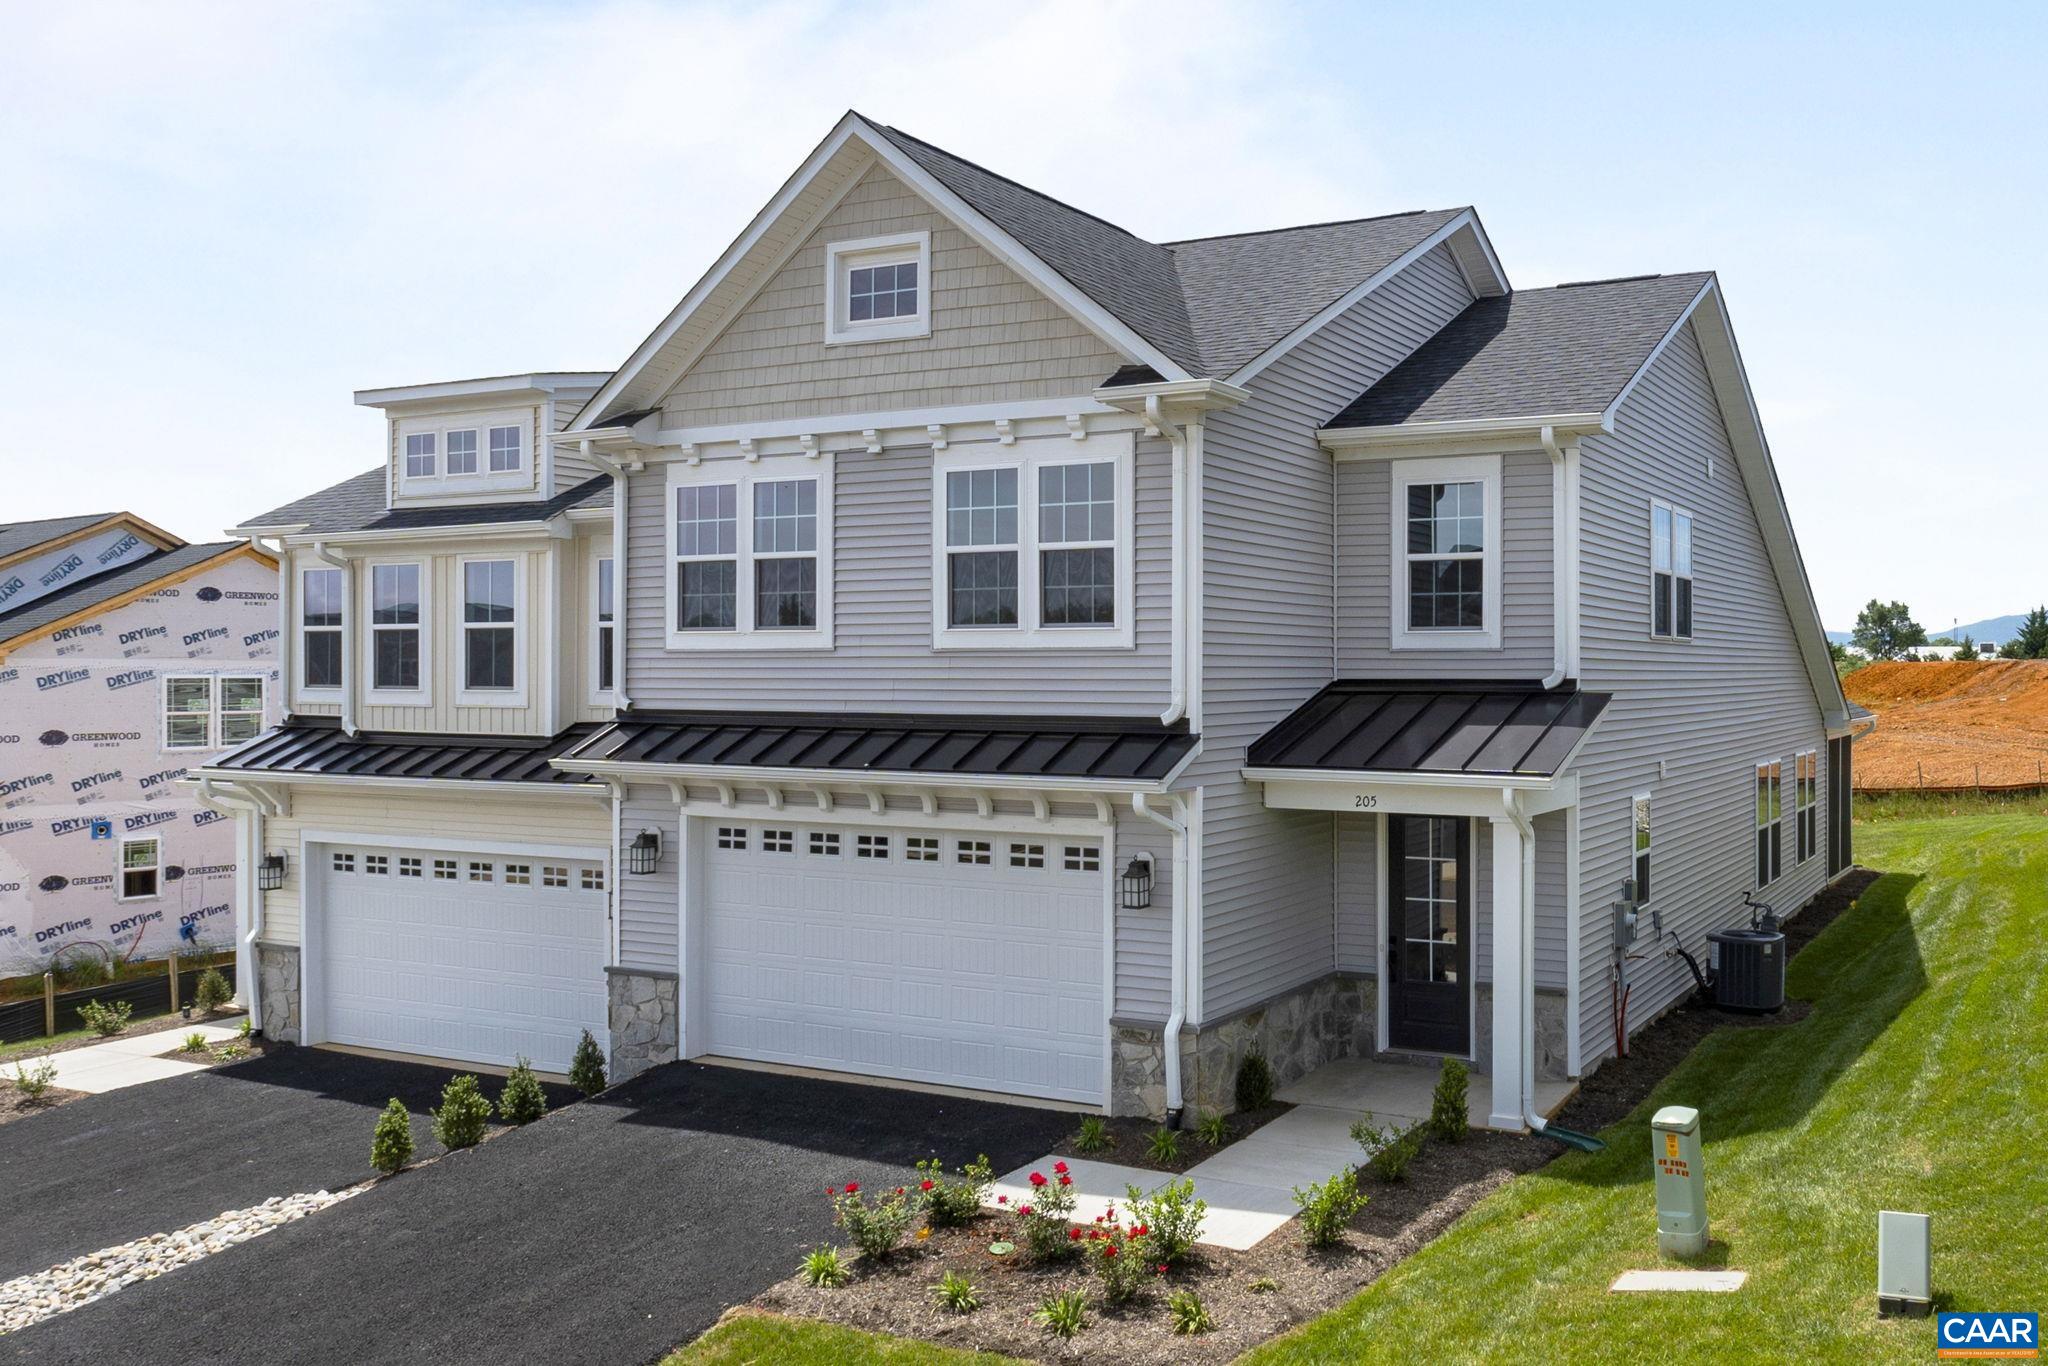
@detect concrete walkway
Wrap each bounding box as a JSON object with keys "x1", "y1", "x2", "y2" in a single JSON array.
[
  {"x1": 25, "y1": 1024, "x2": 242, "y2": 1095},
  {"x1": 991, "y1": 1057, "x2": 1577, "y2": 1251}
]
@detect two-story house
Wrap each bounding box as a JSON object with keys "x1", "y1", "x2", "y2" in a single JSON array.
[{"x1": 201, "y1": 114, "x2": 1854, "y2": 1127}]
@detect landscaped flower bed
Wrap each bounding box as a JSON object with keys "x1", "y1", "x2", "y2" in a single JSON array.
[{"x1": 1048, "y1": 1101, "x2": 1293, "y2": 1175}]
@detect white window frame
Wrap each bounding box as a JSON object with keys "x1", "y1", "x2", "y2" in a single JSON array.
[
  {"x1": 823, "y1": 230, "x2": 931, "y2": 345},
  {"x1": 297, "y1": 565, "x2": 345, "y2": 700},
  {"x1": 664, "y1": 455, "x2": 834, "y2": 651},
  {"x1": 162, "y1": 674, "x2": 267, "y2": 751},
  {"x1": 1389, "y1": 453, "x2": 1503, "y2": 650},
  {"x1": 1650, "y1": 499, "x2": 1696, "y2": 641},
  {"x1": 589, "y1": 549, "x2": 616, "y2": 704},
  {"x1": 117, "y1": 835, "x2": 161, "y2": 902},
  {"x1": 394, "y1": 409, "x2": 533, "y2": 495},
  {"x1": 457, "y1": 554, "x2": 526, "y2": 707},
  {"x1": 1754, "y1": 759, "x2": 1783, "y2": 889},
  {"x1": 930, "y1": 432, "x2": 1136, "y2": 651},
  {"x1": 1631, "y1": 793, "x2": 1652, "y2": 905},
  {"x1": 1795, "y1": 749, "x2": 1819, "y2": 864},
  {"x1": 364, "y1": 558, "x2": 430, "y2": 705}
]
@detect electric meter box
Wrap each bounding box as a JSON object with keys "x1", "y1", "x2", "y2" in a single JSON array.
[{"x1": 1651, "y1": 1105, "x2": 1708, "y2": 1257}]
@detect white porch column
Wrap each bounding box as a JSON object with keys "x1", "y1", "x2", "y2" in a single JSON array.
[{"x1": 1487, "y1": 812, "x2": 1527, "y2": 1129}]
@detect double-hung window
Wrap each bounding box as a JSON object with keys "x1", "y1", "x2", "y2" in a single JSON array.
[
  {"x1": 1632, "y1": 794, "x2": 1653, "y2": 903},
  {"x1": 164, "y1": 675, "x2": 266, "y2": 749},
  {"x1": 370, "y1": 562, "x2": 424, "y2": 696},
  {"x1": 1389, "y1": 455, "x2": 1501, "y2": 649},
  {"x1": 461, "y1": 558, "x2": 519, "y2": 699},
  {"x1": 300, "y1": 566, "x2": 343, "y2": 692},
  {"x1": 119, "y1": 836, "x2": 160, "y2": 901},
  {"x1": 1755, "y1": 760, "x2": 1783, "y2": 888},
  {"x1": 1652, "y1": 501, "x2": 1696, "y2": 639},
  {"x1": 1795, "y1": 750, "x2": 1819, "y2": 863},
  {"x1": 933, "y1": 435, "x2": 1133, "y2": 648},
  {"x1": 593, "y1": 555, "x2": 616, "y2": 696},
  {"x1": 667, "y1": 459, "x2": 831, "y2": 647}
]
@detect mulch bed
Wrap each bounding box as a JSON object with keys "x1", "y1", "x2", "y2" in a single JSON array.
[
  {"x1": 748, "y1": 868, "x2": 1886, "y2": 1361},
  {"x1": 153, "y1": 1035, "x2": 275, "y2": 1067},
  {"x1": 3, "y1": 1008, "x2": 251, "y2": 1063},
  {"x1": 1044, "y1": 1103, "x2": 1292, "y2": 1175},
  {"x1": 0, "y1": 1084, "x2": 89, "y2": 1128}
]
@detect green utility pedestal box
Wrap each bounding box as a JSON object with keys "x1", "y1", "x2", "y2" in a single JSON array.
[{"x1": 1651, "y1": 1105, "x2": 1708, "y2": 1258}]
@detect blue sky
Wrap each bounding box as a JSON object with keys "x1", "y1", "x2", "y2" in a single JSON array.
[{"x1": 2, "y1": 0, "x2": 2040, "y2": 630}]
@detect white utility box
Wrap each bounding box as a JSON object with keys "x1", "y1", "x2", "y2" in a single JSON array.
[
  {"x1": 1651, "y1": 1105, "x2": 1708, "y2": 1258},
  {"x1": 1877, "y1": 1210, "x2": 1932, "y2": 1317}
]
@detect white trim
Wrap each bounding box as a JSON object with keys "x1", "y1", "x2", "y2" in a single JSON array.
[
  {"x1": 456, "y1": 554, "x2": 527, "y2": 706},
  {"x1": 663, "y1": 453, "x2": 835, "y2": 651},
  {"x1": 588, "y1": 548, "x2": 617, "y2": 707},
  {"x1": 1388, "y1": 453, "x2": 1502, "y2": 650},
  {"x1": 559, "y1": 755, "x2": 1183, "y2": 798},
  {"x1": 1251, "y1": 771, "x2": 1577, "y2": 820},
  {"x1": 1648, "y1": 498, "x2": 1696, "y2": 642},
  {"x1": 115, "y1": 833, "x2": 162, "y2": 903},
  {"x1": 294, "y1": 563, "x2": 345, "y2": 706},
  {"x1": 354, "y1": 373, "x2": 605, "y2": 408},
  {"x1": 1320, "y1": 413, "x2": 1608, "y2": 453},
  {"x1": 930, "y1": 430, "x2": 1136, "y2": 650},
  {"x1": 634, "y1": 398, "x2": 1138, "y2": 463},
  {"x1": 1564, "y1": 801, "x2": 1582, "y2": 1077},
  {"x1": 363, "y1": 557, "x2": 431, "y2": 705},
  {"x1": 194, "y1": 767, "x2": 606, "y2": 797},
  {"x1": 393, "y1": 407, "x2": 536, "y2": 499},
  {"x1": 1373, "y1": 812, "x2": 1389, "y2": 1053},
  {"x1": 823, "y1": 230, "x2": 930, "y2": 345}
]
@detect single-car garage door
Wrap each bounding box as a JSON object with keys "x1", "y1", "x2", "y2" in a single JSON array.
[
  {"x1": 704, "y1": 822, "x2": 1106, "y2": 1107},
  {"x1": 315, "y1": 844, "x2": 609, "y2": 1074}
]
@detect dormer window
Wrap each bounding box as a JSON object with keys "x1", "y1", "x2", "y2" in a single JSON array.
[
  {"x1": 396, "y1": 411, "x2": 533, "y2": 491},
  {"x1": 824, "y1": 231, "x2": 931, "y2": 344},
  {"x1": 489, "y1": 425, "x2": 521, "y2": 472},
  {"x1": 405, "y1": 433, "x2": 436, "y2": 478},
  {"x1": 446, "y1": 429, "x2": 478, "y2": 475}
]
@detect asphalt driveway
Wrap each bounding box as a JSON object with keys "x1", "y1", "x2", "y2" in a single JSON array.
[
  {"x1": 0, "y1": 1046, "x2": 569, "y2": 1283},
  {"x1": 4, "y1": 1058, "x2": 1077, "y2": 1365}
]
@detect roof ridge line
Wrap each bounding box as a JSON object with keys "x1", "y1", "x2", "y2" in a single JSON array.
[
  {"x1": 1162, "y1": 207, "x2": 1459, "y2": 247},
  {"x1": 876, "y1": 121, "x2": 1163, "y2": 250}
]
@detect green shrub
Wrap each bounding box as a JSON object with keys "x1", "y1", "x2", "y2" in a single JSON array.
[
  {"x1": 1194, "y1": 1112, "x2": 1230, "y2": 1147},
  {"x1": 193, "y1": 967, "x2": 233, "y2": 1014},
  {"x1": 830, "y1": 1181, "x2": 919, "y2": 1259},
  {"x1": 931, "y1": 1270, "x2": 979, "y2": 1313},
  {"x1": 1168, "y1": 1288, "x2": 1215, "y2": 1335},
  {"x1": 370, "y1": 1097, "x2": 415, "y2": 1174},
  {"x1": 568, "y1": 1029, "x2": 607, "y2": 1096},
  {"x1": 1016, "y1": 1164, "x2": 1080, "y2": 1261},
  {"x1": 237, "y1": 1015, "x2": 253, "y2": 1039},
  {"x1": 1351, "y1": 1114, "x2": 1425, "y2": 1182},
  {"x1": 181, "y1": 1031, "x2": 210, "y2": 1053},
  {"x1": 915, "y1": 1153, "x2": 991, "y2": 1228},
  {"x1": 1147, "y1": 1126, "x2": 1182, "y2": 1165},
  {"x1": 210, "y1": 1041, "x2": 248, "y2": 1062},
  {"x1": 1429, "y1": 1058, "x2": 1469, "y2": 1143},
  {"x1": 1090, "y1": 1222, "x2": 1153, "y2": 1304},
  {"x1": 1292, "y1": 1166, "x2": 1368, "y2": 1247},
  {"x1": 498, "y1": 1057, "x2": 548, "y2": 1125},
  {"x1": 431, "y1": 1074, "x2": 493, "y2": 1150},
  {"x1": 1033, "y1": 1288, "x2": 1087, "y2": 1340},
  {"x1": 1234, "y1": 1045, "x2": 1275, "y2": 1112},
  {"x1": 1073, "y1": 1114, "x2": 1112, "y2": 1154},
  {"x1": 1248, "y1": 1275, "x2": 1279, "y2": 1294},
  {"x1": 77, "y1": 999, "x2": 133, "y2": 1036},
  {"x1": 800, "y1": 1246, "x2": 849, "y2": 1288},
  {"x1": 1124, "y1": 1176, "x2": 1205, "y2": 1267},
  {"x1": 12, "y1": 1059, "x2": 58, "y2": 1103}
]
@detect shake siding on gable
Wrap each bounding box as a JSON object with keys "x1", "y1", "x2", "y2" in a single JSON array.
[
  {"x1": 1572, "y1": 321, "x2": 1829, "y2": 1069},
  {"x1": 1195, "y1": 244, "x2": 1476, "y2": 1021},
  {"x1": 660, "y1": 165, "x2": 1127, "y2": 429}
]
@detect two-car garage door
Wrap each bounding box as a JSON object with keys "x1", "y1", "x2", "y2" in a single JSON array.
[
  {"x1": 315, "y1": 844, "x2": 609, "y2": 1074},
  {"x1": 703, "y1": 823, "x2": 1107, "y2": 1107}
]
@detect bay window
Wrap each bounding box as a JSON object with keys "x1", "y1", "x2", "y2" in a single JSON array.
[
  {"x1": 301, "y1": 566, "x2": 343, "y2": 691},
  {"x1": 666, "y1": 457, "x2": 832, "y2": 648},
  {"x1": 370, "y1": 562, "x2": 424, "y2": 695},
  {"x1": 1389, "y1": 455, "x2": 1501, "y2": 649},
  {"x1": 461, "y1": 558, "x2": 519, "y2": 699},
  {"x1": 1652, "y1": 501, "x2": 1695, "y2": 639}
]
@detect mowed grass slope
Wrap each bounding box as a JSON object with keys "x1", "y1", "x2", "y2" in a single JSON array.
[{"x1": 1249, "y1": 812, "x2": 2048, "y2": 1365}]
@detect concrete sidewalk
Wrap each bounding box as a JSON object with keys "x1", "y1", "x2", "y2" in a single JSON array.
[{"x1": 26, "y1": 1023, "x2": 243, "y2": 1094}]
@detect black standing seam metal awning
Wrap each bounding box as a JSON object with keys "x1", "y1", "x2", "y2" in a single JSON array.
[
  {"x1": 557, "y1": 711, "x2": 1198, "y2": 784},
  {"x1": 1246, "y1": 682, "x2": 1609, "y2": 778},
  {"x1": 204, "y1": 718, "x2": 608, "y2": 785}
]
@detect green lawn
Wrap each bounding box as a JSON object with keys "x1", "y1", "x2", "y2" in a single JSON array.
[
  {"x1": 660, "y1": 811, "x2": 2046, "y2": 1364},
  {"x1": 1250, "y1": 810, "x2": 2048, "y2": 1364}
]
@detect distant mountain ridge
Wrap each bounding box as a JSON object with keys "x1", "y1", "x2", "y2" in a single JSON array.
[{"x1": 1829, "y1": 613, "x2": 2027, "y2": 646}]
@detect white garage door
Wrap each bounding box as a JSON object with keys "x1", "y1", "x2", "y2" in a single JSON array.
[
  {"x1": 316, "y1": 845, "x2": 609, "y2": 1074},
  {"x1": 704, "y1": 823, "x2": 1106, "y2": 1107}
]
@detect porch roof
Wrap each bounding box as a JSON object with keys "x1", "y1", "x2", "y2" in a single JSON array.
[
  {"x1": 1245, "y1": 680, "x2": 1608, "y2": 778},
  {"x1": 205, "y1": 717, "x2": 607, "y2": 785}
]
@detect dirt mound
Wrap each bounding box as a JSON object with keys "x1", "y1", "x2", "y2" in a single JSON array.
[{"x1": 1846, "y1": 659, "x2": 2048, "y2": 789}]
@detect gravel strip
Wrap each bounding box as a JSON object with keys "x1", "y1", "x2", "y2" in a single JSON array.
[{"x1": 0, "y1": 1185, "x2": 368, "y2": 1336}]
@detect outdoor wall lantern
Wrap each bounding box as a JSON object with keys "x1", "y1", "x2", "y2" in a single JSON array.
[
  {"x1": 257, "y1": 852, "x2": 288, "y2": 891},
  {"x1": 1120, "y1": 854, "x2": 1154, "y2": 909},
  {"x1": 626, "y1": 829, "x2": 663, "y2": 875}
]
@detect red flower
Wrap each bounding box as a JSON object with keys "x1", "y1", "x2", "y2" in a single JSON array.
[
  {"x1": 1019, "y1": 1205, "x2": 1033, "y2": 1216},
  {"x1": 997, "y1": 1195, "x2": 1008, "y2": 1204},
  {"x1": 1103, "y1": 1244, "x2": 1119, "y2": 1259},
  {"x1": 1053, "y1": 1161, "x2": 1069, "y2": 1174},
  {"x1": 920, "y1": 1179, "x2": 935, "y2": 1191},
  {"x1": 1157, "y1": 1264, "x2": 1169, "y2": 1275},
  {"x1": 895, "y1": 1187, "x2": 905, "y2": 1196},
  {"x1": 1029, "y1": 1172, "x2": 1048, "y2": 1187},
  {"x1": 1134, "y1": 1225, "x2": 1149, "y2": 1238},
  {"x1": 844, "y1": 1182, "x2": 860, "y2": 1194},
  {"x1": 1089, "y1": 1230, "x2": 1102, "y2": 1241},
  {"x1": 1068, "y1": 1228, "x2": 1083, "y2": 1241},
  {"x1": 1058, "y1": 1174, "x2": 1072, "y2": 1186}
]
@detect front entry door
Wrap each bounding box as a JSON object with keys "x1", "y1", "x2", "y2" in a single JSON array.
[{"x1": 1386, "y1": 815, "x2": 1472, "y2": 1054}]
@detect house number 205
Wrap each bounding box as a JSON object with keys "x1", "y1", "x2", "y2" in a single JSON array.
[{"x1": 1352, "y1": 794, "x2": 1378, "y2": 809}]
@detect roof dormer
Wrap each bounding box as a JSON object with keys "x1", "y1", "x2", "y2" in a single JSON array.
[{"x1": 355, "y1": 372, "x2": 608, "y2": 509}]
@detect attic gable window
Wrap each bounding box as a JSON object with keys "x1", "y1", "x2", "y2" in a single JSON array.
[{"x1": 824, "y1": 231, "x2": 931, "y2": 345}]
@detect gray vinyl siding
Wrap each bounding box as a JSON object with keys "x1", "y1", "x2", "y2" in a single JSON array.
[
  {"x1": 612, "y1": 787, "x2": 1173, "y2": 1021},
  {"x1": 550, "y1": 394, "x2": 601, "y2": 493},
  {"x1": 1572, "y1": 321, "x2": 1830, "y2": 1070},
  {"x1": 621, "y1": 435, "x2": 1172, "y2": 715},
  {"x1": 1195, "y1": 244, "x2": 1476, "y2": 1021},
  {"x1": 1333, "y1": 450, "x2": 1555, "y2": 676}
]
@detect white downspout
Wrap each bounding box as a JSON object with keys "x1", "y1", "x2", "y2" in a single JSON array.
[
  {"x1": 1538, "y1": 426, "x2": 1571, "y2": 690},
  {"x1": 1132, "y1": 790, "x2": 1190, "y2": 1125},
  {"x1": 308, "y1": 542, "x2": 356, "y2": 736},
  {"x1": 1149, "y1": 395, "x2": 1190, "y2": 728},
  {"x1": 196, "y1": 777, "x2": 277, "y2": 1030},
  {"x1": 1502, "y1": 788, "x2": 1547, "y2": 1133},
  {"x1": 585, "y1": 441, "x2": 632, "y2": 711}
]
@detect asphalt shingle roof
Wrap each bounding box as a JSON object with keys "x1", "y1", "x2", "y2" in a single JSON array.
[
  {"x1": 238, "y1": 470, "x2": 611, "y2": 536},
  {"x1": 0, "y1": 513, "x2": 118, "y2": 563},
  {"x1": 0, "y1": 542, "x2": 242, "y2": 643},
  {"x1": 1327, "y1": 272, "x2": 1714, "y2": 428}
]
